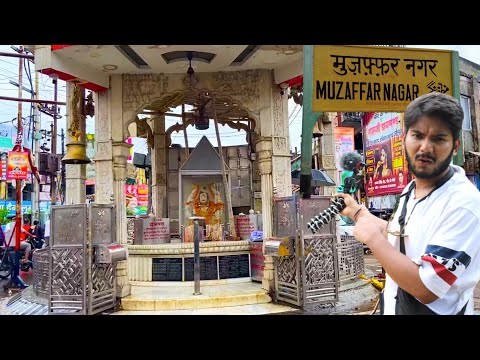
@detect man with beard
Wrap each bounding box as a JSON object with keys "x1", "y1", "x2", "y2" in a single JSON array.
[{"x1": 336, "y1": 92, "x2": 480, "y2": 315}]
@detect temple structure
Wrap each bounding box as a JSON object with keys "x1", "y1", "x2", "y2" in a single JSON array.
[{"x1": 30, "y1": 45, "x2": 310, "y2": 305}]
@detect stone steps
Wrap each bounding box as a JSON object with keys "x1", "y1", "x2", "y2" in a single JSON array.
[
  {"x1": 120, "y1": 281, "x2": 272, "y2": 311},
  {"x1": 114, "y1": 303, "x2": 296, "y2": 315}
]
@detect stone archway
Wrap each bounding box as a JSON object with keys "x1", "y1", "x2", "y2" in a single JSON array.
[
  {"x1": 124, "y1": 84, "x2": 261, "y2": 220},
  {"x1": 91, "y1": 70, "x2": 293, "y2": 295},
  {"x1": 119, "y1": 70, "x2": 290, "y2": 205}
]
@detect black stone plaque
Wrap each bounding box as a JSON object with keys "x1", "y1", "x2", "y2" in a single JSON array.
[
  {"x1": 184, "y1": 256, "x2": 218, "y2": 281},
  {"x1": 152, "y1": 258, "x2": 183, "y2": 281},
  {"x1": 219, "y1": 254, "x2": 250, "y2": 279}
]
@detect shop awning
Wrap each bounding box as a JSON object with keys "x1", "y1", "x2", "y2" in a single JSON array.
[{"x1": 292, "y1": 169, "x2": 337, "y2": 187}]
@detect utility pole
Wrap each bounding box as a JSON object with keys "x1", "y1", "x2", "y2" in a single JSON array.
[
  {"x1": 61, "y1": 127, "x2": 66, "y2": 203},
  {"x1": 50, "y1": 75, "x2": 58, "y2": 205},
  {"x1": 15, "y1": 49, "x2": 23, "y2": 250},
  {"x1": 33, "y1": 68, "x2": 40, "y2": 220},
  {"x1": 0, "y1": 48, "x2": 64, "y2": 236},
  {"x1": 5, "y1": 45, "x2": 28, "y2": 289}
]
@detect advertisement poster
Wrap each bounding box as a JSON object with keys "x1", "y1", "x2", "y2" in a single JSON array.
[
  {"x1": 7, "y1": 151, "x2": 29, "y2": 180},
  {"x1": 334, "y1": 127, "x2": 355, "y2": 182},
  {"x1": 0, "y1": 124, "x2": 14, "y2": 151},
  {"x1": 126, "y1": 184, "x2": 148, "y2": 215},
  {"x1": 363, "y1": 112, "x2": 408, "y2": 196},
  {"x1": 0, "y1": 200, "x2": 32, "y2": 217},
  {"x1": 136, "y1": 184, "x2": 148, "y2": 208}
]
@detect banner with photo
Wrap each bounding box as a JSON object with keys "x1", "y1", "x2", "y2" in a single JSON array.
[
  {"x1": 363, "y1": 112, "x2": 408, "y2": 197},
  {"x1": 7, "y1": 151, "x2": 29, "y2": 180},
  {"x1": 334, "y1": 127, "x2": 355, "y2": 183},
  {"x1": 334, "y1": 127, "x2": 355, "y2": 168},
  {"x1": 125, "y1": 184, "x2": 148, "y2": 215}
]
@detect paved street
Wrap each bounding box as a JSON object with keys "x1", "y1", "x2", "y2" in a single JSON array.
[{"x1": 0, "y1": 269, "x2": 32, "y2": 315}]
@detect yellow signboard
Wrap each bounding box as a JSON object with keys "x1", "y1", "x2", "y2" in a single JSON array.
[{"x1": 312, "y1": 45, "x2": 453, "y2": 112}]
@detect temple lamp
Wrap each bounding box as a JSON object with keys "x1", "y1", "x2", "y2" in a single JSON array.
[{"x1": 194, "y1": 105, "x2": 209, "y2": 130}]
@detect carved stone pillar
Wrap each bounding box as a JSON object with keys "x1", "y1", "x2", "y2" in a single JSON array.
[
  {"x1": 257, "y1": 86, "x2": 293, "y2": 293},
  {"x1": 271, "y1": 86, "x2": 292, "y2": 198},
  {"x1": 65, "y1": 82, "x2": 86, "y2": 204},
  {"x1": 113, "y1": 141, "x2": 132, "y2": 297},
  {"x1": 112, "y1": 74, "x2": 132, "y2": 298},
  {"x1": 93, "y1": 90, "x2": 114, "y2": 204},
  {"x1": 150, "y1": 115, "x2": 167, "y2": 217},
  {"x1": 321, "y1": 114, "x2": 341, "y2": 245},
  {"x1": 256, "y1": 138, "x2": 273, "y2": 237},
  {"x1": 256, "y1": 137, "x2": 274, "y2": 291},
  {"x1": 320, "y1": 114, "x2": 338, "y2": 197}
]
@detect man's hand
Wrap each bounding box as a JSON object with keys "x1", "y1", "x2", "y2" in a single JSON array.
[
  {"x1": 333, "y1": 193, "x2": 387, "y2": 247},
  {"x1": 332, "y1": 193, "x2": 359, "y2": 219}
]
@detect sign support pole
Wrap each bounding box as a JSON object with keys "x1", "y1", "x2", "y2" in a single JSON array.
[{"x1": 300, "y1": 45, "x2": 323, "y2": 198}]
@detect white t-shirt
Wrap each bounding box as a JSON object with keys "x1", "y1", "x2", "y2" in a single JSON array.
[{"x1": 384, "y1": 165, "x2": 480, "y2": 315}]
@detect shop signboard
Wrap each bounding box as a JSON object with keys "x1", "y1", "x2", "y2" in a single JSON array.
[
  {"x1": 312, "y1": 45, "x2": 453, "y2": 112},
  {"x1": 0, "y1": 200, "x2": 32, "y2": 217}
]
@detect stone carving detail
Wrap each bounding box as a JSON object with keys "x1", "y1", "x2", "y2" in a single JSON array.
[
  {"x1": 182, "y1": 73, "x2": 200, "y2": 89},
  {"x1": 95, "y1": 142, "x2": 112, "y2": 161},
  {"x1": 273, "y1": 137, "x2": 288, "y2": 155},
  {"x1": 323, "y1": 137, "x2": 334, "y2": 156},
  {"x1": 113, "y1": 165, "x2": 127, "y2": 182},
  {"x1": 213, "y1": 70, "x2": 261, "y2": 109},
  {"x1": 96, "y1": 91, "x2": 109, "y2": 142},
  {"x1": 322, "y1": 120, "x2": 334, "y2": 135},
  {"x1": 65, "y1": 165, "x2": 86, "y2": 204},
  {"x1": 272, "y1": 157, "x2": 287, "y2": 197},
  {"x1": 126, "y1": 217, "x2": 135, "y2": 243},
  {"x1": 123, "y1": 74, "x2": 169, "y2": 111},
  {"x1": 96, "y1": 161, "x2": 114, "y2": 204},
  {"x1": 272, "y1": 89, "x2": 285, "y2": 137},
  {"x1": 66, "y1": 164, "x2": 81, "y2": 178},
  {"x1": 322, "y1": 155, "x2": 336, "y2": 170}
]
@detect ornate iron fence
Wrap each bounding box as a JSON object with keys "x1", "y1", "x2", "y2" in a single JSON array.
[
  {"x1": 337, "y1": 235, "x2": 364, "y2": 282},
  {"x1": 46, "y1": 203, "x2": 117, "y2": 315},
  {"x1": 32, "y1": 248, "x2": 49, "y2": 298},
  {"x1": 273, "y1": 196, "x2": 339, "y2": 307}
]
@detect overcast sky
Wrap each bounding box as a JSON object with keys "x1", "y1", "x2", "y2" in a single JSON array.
[
  {"x1": 0, "y1": 44, "x2": 75, "y2": 154},
  {"x1": 0, "y1": 45, "x2": 246, "y2": 157},
  {"x1": 1, "y1": 45, "x2": 479, "y2": 156}
]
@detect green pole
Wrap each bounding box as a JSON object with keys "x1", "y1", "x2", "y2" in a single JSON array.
[
  {"x1": 300, "y1": 45, "x2": 323, "y2": 198},
  {"x1": 451, "y1": 51, "x2": 464, "y2": 167}
]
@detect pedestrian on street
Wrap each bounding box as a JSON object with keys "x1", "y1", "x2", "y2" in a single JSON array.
[{"x1": 336, "y1": 92, "x2": 480, "y2": 315}]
